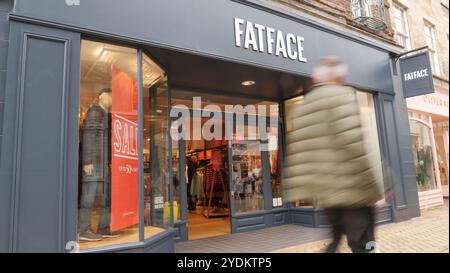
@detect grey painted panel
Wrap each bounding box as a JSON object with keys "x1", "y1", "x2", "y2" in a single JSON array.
[
  {"x1": 382, "y1": 99, "x2": 407, "y2": 208},
  {"x1": 375, "y1": 208, "x2": 392, "y2": 223},
  {"x1": 229, "y1": 211, "x2": 292, "y2": 234},
  {"x1": 0, "y1": 11, "x2": 10, "y2": 40},
  {"x1": 14, "y1": 0, "x2": 393, "y2": 93},
  {"x1": 139, "y1": 239, "x2": 174, "y2": 253},
  {"x1": 14, "y1": 35, "x2": 67, "y2": 252},
  {"x1": 291, "y1": 212, "x2": 314, "y2": 227},
  {"x1": 1, "y1": 22, "x2": 80, "y2": 253},
  {"x1": 0, "y1": 102, "x2": 3, "y2": 133},
  {"x1": 173, "y1": 222, "x2": 188, "y2": 242},
  {"x1": 0, "y1": 23, "x2": 17, "y2": 254},
  {"x1": 317, "y1": 212, "x2": 329, "y2": 227},
  {"x1": 0, "y1": 40, "x2": 8, "y2": 70},
  {"x1": 0, "y1": 0, "x2": 14, "y2": 12},
  {"x1": 274, "y1": 212, "x2": 285, "y2": 224},
  {"x1": 0, "y1": 71, "x2": 6, "y2": 101},
  {"x1": 236, "y1": 215, "x2": 265, "y2": 228},
  {"x1": 235, "y1": 223, "x2": 267, "y2": 232}
]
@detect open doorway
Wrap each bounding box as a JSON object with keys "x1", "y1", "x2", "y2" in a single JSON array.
[
  {"x1": 186, "y1": 142, "x2": 231, "y2": 240},
  {"x1": 171, "y1": 88, "x2": 280, "y2": 241}
]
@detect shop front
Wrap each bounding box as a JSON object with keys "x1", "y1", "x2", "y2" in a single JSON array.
[
  {"x1": 407, "y1": 90, "x2": 449, "y2": 208},
  {"x1": 0, "y1": 0, "x2": 421, "y2": 253}
]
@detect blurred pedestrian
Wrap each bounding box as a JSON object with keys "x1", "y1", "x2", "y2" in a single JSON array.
[{"x1": 283, "y1": 56, "x2": 384, "y2": 253}]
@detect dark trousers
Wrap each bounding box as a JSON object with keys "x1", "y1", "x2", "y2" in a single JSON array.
[
  {"x1": 324, "y1": 207, "x2": 375, "y2": 253},
  {"x1": 78, "y1": 181, "x2": 111, "y2": 233}
]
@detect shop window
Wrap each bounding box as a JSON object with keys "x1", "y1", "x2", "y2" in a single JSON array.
[
  {"x1": 356, "y1": 91, "x2": 386, "y2": 206},
  {"x1": 232, "y1": 138, "x2": 265, "y2": 213},
  {"x1": 78, "y1": 40, "x2": 139, "y2": 249},
  {"x1": 170, "y1": 89, "x2": 278, "y2": 216},
  {"x1": 268, "y1": 125, "x2": 283, "y2": 208},
  {"x1": 409, "y1": 119, "x2": 438, "y2": 191},
  {"x1": 141, "y1": 54, "x2": 170, "y2": 237},
  {"x1": 78, "y1": 40, "x2": 168, "y2": 250},
  {"x1": 171, "y1": 138, "x2": 182, "y2": 224}
]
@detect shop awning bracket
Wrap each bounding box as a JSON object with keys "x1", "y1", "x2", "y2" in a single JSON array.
[{"x1": 391, "y1": 46, "x2": 429, "y2": 75}]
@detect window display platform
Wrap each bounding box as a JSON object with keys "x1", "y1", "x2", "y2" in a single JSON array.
[
  {"x1": 79, "y1": 226, "x2": 166, "y2": 250},
  {"x1": 202, "y1": 208, "x2": 230, "y2": 218}
]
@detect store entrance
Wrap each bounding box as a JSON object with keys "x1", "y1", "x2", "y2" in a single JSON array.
[
  {"x1": 185, "y1": 140, "x2": 231, "y2": 240},
  {"x1": 147, "y1": 45, "x2": 306, "y2": 241},
  {"x1": 171, "y1": 86, "x2": 284, "y2": 240}
]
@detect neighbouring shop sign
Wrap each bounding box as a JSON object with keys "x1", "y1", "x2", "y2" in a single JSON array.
[
  {"x1": 400, "y1": 52, "x2": 435, "y2": 98},
  {"x1": 407, "y1": 92, "x2": 449, "y2": 118}
]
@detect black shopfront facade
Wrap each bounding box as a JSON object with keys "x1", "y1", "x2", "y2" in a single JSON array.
[{"x1": 0, "y1": 0, "x2": 421, "y2": 253}]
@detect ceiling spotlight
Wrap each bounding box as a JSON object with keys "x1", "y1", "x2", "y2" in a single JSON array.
[{"x1": 241, "y1": 80, "x2": 255, "y2": 86}]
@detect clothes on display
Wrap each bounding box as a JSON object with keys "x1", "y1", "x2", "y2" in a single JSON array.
[
  {"x1": 185, "y1": 149, "x2": 230, "y2": 218},
  {"x1": 205, "y1": 163, "x2": 227, "y2": 198},
  {"x1": 187, "y1": 157, "x2": 200, "y2": 211},
  {"x1": 78, "y1": 88, "x2": 116, "y2": 241},
  {"x1": 190, "y1": 169, "x2": 204, "y2": 202},
  {"x1": 269, "y1": 148, "x2": 280, "y2": 175},
  {"x1": 203, "y1": 163, "x2": 229, "y2": 217}
]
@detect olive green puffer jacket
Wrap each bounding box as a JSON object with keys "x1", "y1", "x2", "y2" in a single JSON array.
[{"x1": 283, "y1": 84, "x2": 383, "y2": 208}]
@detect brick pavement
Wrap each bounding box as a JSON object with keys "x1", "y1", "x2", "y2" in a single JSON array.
[{"x1": 175, "y1": 201, "x2": 449, "y2": 253}]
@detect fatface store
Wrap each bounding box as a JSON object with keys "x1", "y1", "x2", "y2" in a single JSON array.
[{"x1": 0, "y1": 0, "x2": 420, "y2": 253}]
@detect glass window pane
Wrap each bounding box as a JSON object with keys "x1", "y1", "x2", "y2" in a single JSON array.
[
  {"x1": 356, "y1": 91, "x2": 386, "y2": 205},
  {"x1": 268, "y1": 125, "x2": 283, "y2": 208},
  {"x1": 172, "y1": 137, "x2": 182, "y2": 223},
  {"x1": 78, "y1": 40, "x2": 139, "y2": 250},
  {"x1": 409, "y1": 120, "x2": 438, "y2": 191},
  {"x1": 232, "y1": 139, "x2": 265, "y2": 213},
  {"x1": 142, "y1": 54, "x2": 170, "y2": 238}
]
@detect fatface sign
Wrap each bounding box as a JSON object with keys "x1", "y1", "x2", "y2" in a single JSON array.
[
  {"x1": 234, "y1": 18, "x2": 307, "y2": 62},
  {"x1": 400, "y1": 52, "x2": 435, "y2": 98},
  {"x1": 15, "y1": 0, "x2": 395, "y2": 93}
]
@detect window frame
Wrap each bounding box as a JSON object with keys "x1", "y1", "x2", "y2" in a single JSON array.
[
  {"x1": 423, "y1": 22, "x2": 441, "y2": 76},
  {"x1": 392, "y1": 3, "x2": 412, "y2": 50},
  {"x1": 77, "y1": 38, "x2": 173, "y2": 251}
]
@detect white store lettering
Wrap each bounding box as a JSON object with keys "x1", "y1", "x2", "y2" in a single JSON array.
[
  {"x1": 113, "y1": 118, "x2": 138, "y2": 158},
  {"x1": 404, "y1": 69, "x2": 429, "y2": 81},
  {"x1": 234, "y1": 18, "x2": 307, "y2": 62}
]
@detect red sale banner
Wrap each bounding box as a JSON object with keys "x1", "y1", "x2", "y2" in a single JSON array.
[{"x1": 110, "y1": 65, "x2": 139, "y2": 232}]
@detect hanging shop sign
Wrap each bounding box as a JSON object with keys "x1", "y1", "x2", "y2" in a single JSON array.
[{"x1": 400, "y1": 52, "x2": 435, "y2": 98}]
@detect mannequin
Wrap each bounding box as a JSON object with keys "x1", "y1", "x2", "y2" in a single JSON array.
[
  {"x1": 79, "y1": 87, "x2": 119, "y2": 242},
  {"x1": 187, "y1": 155, "x2": 200, "y2": 211},
  {"x1": 205, "y1": 152, "x2": 228, "y2": 212}
]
